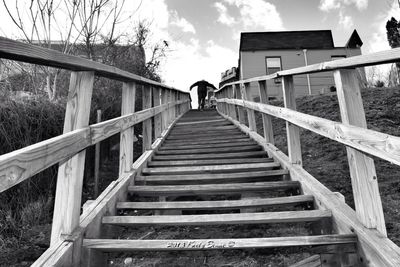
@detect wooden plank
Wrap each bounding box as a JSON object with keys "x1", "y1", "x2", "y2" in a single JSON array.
[
  {"x1": 258, "y1": 80, "x2": 274, "y2": 145},
  {"x1": 142, "y1": 162, "x2": 280, "y2": 175},
  {"x1": 334, "y1": 69, "x2": 386, "y2": 236},
  {"x1": 128, "y1": 181, "x2": 300, "y2": 196},
  {"x1": 166, "y1": 131, "x2": 242, "y2": 140},
  {"x1": 160, "y1": 141, "x2": 256, "y2": 150},
  {"x1": 170, "y1": 125, "x2": 237, "y2": 134},
  {"x1": 147, "y1": 158, "x2": 272, "y2": 167},
  {"x1": 242, "y1": 83, "x2": 257, "y2": 131},
  {"x1": 176, "y1": 119, "x2": 227, "y2": 126},
  {"x1": 282, "y1": 76, "x2": 302, "y2": 165},
  {"x1": 117, "y1": 195, "x2": 313, "y2": 210},
  {"x1": 142, "y1": 85, "x2": 153, "y2": 152},
  {"x1": 161, "y1": 89, "x2": 169, "y2": 132},
  {"x1": 83, "y1": 234, "x2": 355, "y2": 252},
  {"x1": 119, "y1": 82, "x2": 136, "y2": 176},
  {"x1": 218, "y1": 111, "x2": 400, "y2": 267},
  {"x1": 153, "y1": 87, "x2": 162, "y2": 138},
  {"x1": 103, "y1": 210, "x2": 332, "y2": 226},
  {"x1": 0, "y1": 37, "x2": 189, "y2": 94},
  {"x1": 163, "y1": 137, "x2": 251, "y2": 146},
  {"x1": 155, "y1": 145, "x2": 260, "y2": 155},
  {"x1": 51, "y1": 71, "x2": 94, "y2": 246},
  {"x1": 152, "y1": 151, "x2": 267, "y2": 161},
  {"x1": 234, "y1": 84, "x2": 246, "y2": 124},
  {"x1": 289, "y1": 255, "x2": 321, "y2": 267},
  {"x1": 135, "y1": 169, "x2": 288, "y2": 184}
]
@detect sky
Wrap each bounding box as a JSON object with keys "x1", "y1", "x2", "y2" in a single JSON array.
[{"x1": 1, "y1": 0, "x2": 400, "y2": 105}]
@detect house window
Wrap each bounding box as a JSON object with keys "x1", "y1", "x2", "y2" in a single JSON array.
[
  {"x1": 331, "y1": 55, "x2": 346, "y2": 61},
  {"x1": 266, "y1": 57, "x2": 282, "y2": 83}
]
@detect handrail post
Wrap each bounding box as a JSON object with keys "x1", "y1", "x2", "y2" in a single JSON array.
[
  {"x1": 242, "y1": 83, "x2": 257, "y2": 131},
  {"x1": 51, "y1": 71, "x2": 94, "y2": 246},
  {"x1": 334, "y1": 69, "x2": 386, "y2": 236},
  {"x1": 142, "y1": 85, "x2": 153, "y2": 152},
  {"x1": 282, "y1": 75, "x2": 302, "y2": 165},
  {"x1": 227, "y1": 85, "x2": 237, "y2": 120},
  {"x1": 153, "y1": 87, "x2": 162, "y2": 138},
  {"x1": 234, "y1": 84, "x2": 246, "y2": 125},
  {"x1": 161, "y1": 89, "x2": 168, "y2": 131},
  {"x1": 119, "y1": 82, "x2": 136, "y2": 176},
  {"x1": 258, "y1": 80, "x2": 274, "y2": 145}
]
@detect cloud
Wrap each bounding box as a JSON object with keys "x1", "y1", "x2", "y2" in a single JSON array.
[
  {"x1": 170, "y1": 11, "x2": 196, "y2": 33},
  {"x1": 319, "y1": 0, "x2": 368, "y2": 12},
  {"x1": 222, "y1": 0, "x2": 283, "y2": 30},
  {"x1": 338, "y1": 11, "x2": 354, "y2": 30},
  {"x1": 214, "y1": 2, "x2": 236, "y2": 26}
]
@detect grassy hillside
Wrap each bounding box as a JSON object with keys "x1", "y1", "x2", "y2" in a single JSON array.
[{"x1": 261, "y1": 87, "x2": 400, "y2": 246}]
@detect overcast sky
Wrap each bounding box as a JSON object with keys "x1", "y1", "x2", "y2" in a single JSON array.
[{"x1": 1, "y1": 0, "x2": 399, "y2": 104}]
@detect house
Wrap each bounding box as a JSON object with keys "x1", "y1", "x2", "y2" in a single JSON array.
[{"x1": 228, "y1": 30, "x2": 364, "y2": 99}]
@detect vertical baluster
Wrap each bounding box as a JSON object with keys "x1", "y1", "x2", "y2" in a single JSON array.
[
  {"x1": 51, "y1": 71, "x2": 94, "y2": 247},
  {"x1": 234, "y1": 84, "x2": 246, "y2": 124},
  {"x1": 242, "y1": 82, "x2": 257, "y2": 131},
  {"x1": 258, "y1": 80, "x2": 274, "y2": 145},
  {"x1": 142, "y1": 85, "x2": 152, "y2": 151},
  {"x1": 282, "y1": 76, "x2": 302, "y2": 165},
  {"x1": 153, "y1": 87, "x2": 162, "y2": 139},
  {"x1": 334, "y1": 69, "x2": 386, "y2": 236},
  {"x1": 227, "y1": 85, "x2": 237, "y2": 120},
  {"x1": 161, "y1": 89, "x2": 168, "y2": 131}
]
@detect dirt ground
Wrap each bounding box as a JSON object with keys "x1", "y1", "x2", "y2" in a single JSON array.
[{"x1": 2, "y1": 87, "x2": 400, "y2": 266}]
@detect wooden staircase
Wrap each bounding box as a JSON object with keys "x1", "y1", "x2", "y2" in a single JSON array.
[{"x1": 82, "y1": 110, "x2": 358, "y2": 266}]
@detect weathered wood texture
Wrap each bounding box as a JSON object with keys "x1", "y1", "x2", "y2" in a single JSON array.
[
  {"x1": 242, "y1": 83, "x2": 257, "y2": 131},
  {"x1": 258, "y1": 80, "x2": 274, "y2": 145},
  {"x1": 51, "y1": 71, "x2": 94, "y2": 246},
  {"x1": 142, "y1": 86, "x2": 153, "y2": 151},
  {"x1": 82, "y1": 234, "x2": 356, "y2": 252},
  {"x1": 282, "y1": 76, "x2": 302, "y2": 165},
  {"x1": 153, "y1": 87, "x2": 162, "y2": 138},
  {"x1": 0, "y1": 37, "x2": 186, "y2": 93},
  {"x1": 334, "y1": 69, "x2": 386, "y2": 236},
  {"x1": 119, "y1": 82, "x2": 136, "y2": 176},
  {"x1": 218, "y1": 111, "x2": 400, "y2": 267}
]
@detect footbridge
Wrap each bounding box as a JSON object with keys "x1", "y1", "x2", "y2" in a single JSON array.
[{"x1": 1, "y1": 37, "x2": 400, "y2": 266}]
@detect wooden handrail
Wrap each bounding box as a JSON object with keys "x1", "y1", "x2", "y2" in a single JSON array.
[
  {"x1": 217, "y1": 46, "x2": 400, "y2": 91},
  {"x1": 0, "y1": 99, "x2": 189, "y2": 193},
  {"x1": 217, "y1": 98, "x2": 400, "y2": 166},
  {"x1": 0, "y1": 37, "x2": 187, "y2": 94}
]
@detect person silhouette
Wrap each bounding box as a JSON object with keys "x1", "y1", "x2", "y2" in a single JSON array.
[{"x1": 189, "y1": 80, "x2": 217, "y2": 110}]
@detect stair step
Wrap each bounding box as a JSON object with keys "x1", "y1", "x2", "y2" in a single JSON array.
[
  {"x1": 83, "y1": 234, "x2": 356, "y2": 252},
  {"x1": 128, "y1": 181, "x2": 299, "y2": 196},
  {"x1": 142, "y1": 162, "x2": 280, "y2": 175},
  {"x1": 167, "y1": 134, "x2": 245, "y2": 141},
  {"x1": 135, "y1": 170, "x2": 288, "y2": 185},
  {"x1": 175, "y1": 119, "x2": 228, "y2": 126},
  {"x1": 156, "y1": 145, "x2": 261, "y2": 155},
  {"x1": 169, "y1": 125, "x2": 237, "y2": 134},
  {"x1": 160, "y1": 141, "x2": 257, "y2": 150},
  {"x1": 102, "y1": 210, "x2": 332, "y2": 226},
  {"x1": 163, "y1": 137, "x2": 252, "y2": 146},
  {"x1": 152, "y1": 151, "x2": 268, "y2": 161},
  {"x1": 147, "y1": 158, "x2": 273, "y2": 167},
  {"x1": 117, "y1": 195, "x2": 313, "y2": 210}
]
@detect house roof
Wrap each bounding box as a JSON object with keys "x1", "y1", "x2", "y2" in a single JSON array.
[
  {"x1": 346, "y1": 30, "x2": 363, "y2": 48},
  {"x1": 239, "y1": 30, "x2": 335, "y2": 51}
]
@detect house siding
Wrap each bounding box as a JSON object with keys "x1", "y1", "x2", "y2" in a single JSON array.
[{"x1": 240, "y1": 48, "x2": 362, "y2": 100}]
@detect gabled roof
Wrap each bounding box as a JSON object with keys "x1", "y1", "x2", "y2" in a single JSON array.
[
  {"x1": 239, "y1": 30, "x2": 335, "y2": 51},
  {"x1": 346, "y1": 30, "x2": 363, "y2": 48}
]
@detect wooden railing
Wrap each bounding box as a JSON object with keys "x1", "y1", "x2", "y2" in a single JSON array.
[
  {"x1": 0, "y1": 37, "x2": 191, "y2": 249},
  {"x1": 215, "y1": 48, "x2": 400, "y2": 266}
]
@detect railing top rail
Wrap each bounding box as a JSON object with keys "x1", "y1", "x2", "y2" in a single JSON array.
[
  {"x1": 0, "y1": 37, "x2": 188, "y2": 94},
  {"x1": 217, "y1": 46, "x2": 400, "y2": 92}
]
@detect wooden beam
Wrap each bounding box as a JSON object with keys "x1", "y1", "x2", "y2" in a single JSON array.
[
  {"x1": 258, "y1": 80, "x2": 274, "y2": 145},
  {"x1": 82, "y1": 234, "x2": 356, "y2": 252},
  {"x1": 334, "y1": 69, "x2": 386, "y2": 236},
  {"x1": 153, "y1": 87, "x2": 162, "y2": 138},
  {"x1": 119, "y1": 82, "x2": 136, "y2": 176},
  {"x1": 102, "y1": 210, "x2": 332, "y2": 226},
  {"x1": 282, "y1": 76, "x2": 302, "y2": 165},
  {"x1": 242, "y1": 83, "x2": 257, "y2": 131},
  {"x1": 117, "y1": 195, "x2": 313, "y2": 210},
  {"x1": 51, "y1": 71, "x2": 94, "y2": 246},
  {"x1": 142, "y1": 85, "x2": 153, "y2": 152},
  {"x1": 0, "y1": 37, "x2": 188, "y2": 94},
  {"x1": 218, "y1": 111, "x2": 400, "y2": 267},
  {"x1": 234, "y1": 84, "x2": 246, "y2": 125},
  {"x1": 152, "y1": 151, "x2": 267, "y2": 161}
]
